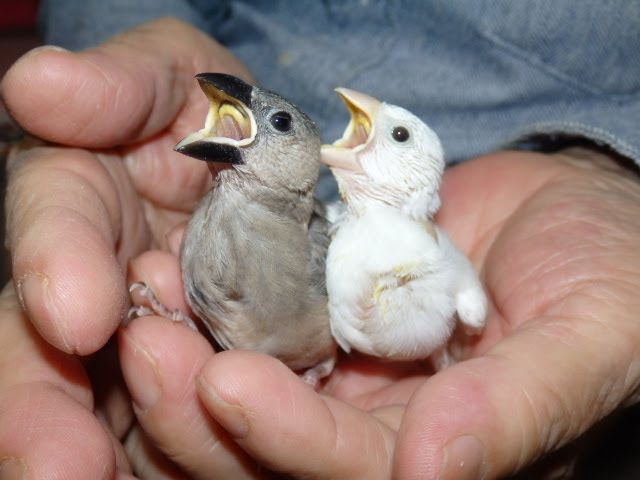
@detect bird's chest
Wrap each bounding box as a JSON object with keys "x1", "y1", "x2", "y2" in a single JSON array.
[
  {"x1": 189, "y1": 208, "x2": 302, "y2": 270},
  {"x1": 326, "y1": 209, "x2": 450, "y2": 358},
  {"x1": 180, "y1": 197, "x2": 311, "y2": 318},
  {"x1": 328, "y1": 209, "x2": 439, "y2": 279}
]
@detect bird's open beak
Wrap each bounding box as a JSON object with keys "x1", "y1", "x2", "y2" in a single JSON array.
[
  {"x1": 175, "y1": 73, "x2": 257, "y2": 164},
  {"x1": 321, "y1": 88, "x2": 380, "y2": 171}
]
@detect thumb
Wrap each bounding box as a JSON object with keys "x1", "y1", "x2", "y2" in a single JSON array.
[
  {"x1": 1, "y1": 17, "x2": 253, "y2": 148},
  {"x1": 394, "y1": 317, "x2": 635, "y2": 479},
  {"x1": 197, "y1": 350, "x2": 398, "y2": 479}
]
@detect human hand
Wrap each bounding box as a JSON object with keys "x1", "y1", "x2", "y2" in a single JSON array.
[
  {"x1": 394, "y1": 147, "x2": 640, "y2": 478},
  {"x1": 0, "y1": 17, "x2": 253, "y2": 478},
  {"x1": 2, "y1": 16, "x2": 253, "y2": 354},
  {"x1": 122, "y1": 147, "x2": 640, "y2": 479},
  {"x1": 0, "y1": 281, "x2": 137, "y2": 479}
]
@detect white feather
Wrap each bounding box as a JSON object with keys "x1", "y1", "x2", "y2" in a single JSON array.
[
  {"x1": 327, "y1": 206, "x2": 485, "y2": 360},
  {"x1": 324, "y1": 92, "x2": 487, "y2": 361}
]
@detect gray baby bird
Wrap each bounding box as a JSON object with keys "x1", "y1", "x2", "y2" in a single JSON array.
[{"x1": 174, "y1": 73, "x2": 336, "y2": 385}]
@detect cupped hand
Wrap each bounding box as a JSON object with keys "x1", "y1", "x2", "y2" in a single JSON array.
[
  {"x1": 5, "y1": 17, "x2": 640, "y2": 479},
  {"x1": 395, "y1": 147, "x2": 640, "y2": 479},
  {"x1": 0, "y1": 17, "x2": 253, "y2": 479},
  {"x1": 123, "y1": 147, "x2": 640, "y2": 479},
  {"x1": 1, "y1": 16, "x2": 253, "y2": 355},
  {"x1": 0, "y1": 281, "x2": 137, "y2": 479}
]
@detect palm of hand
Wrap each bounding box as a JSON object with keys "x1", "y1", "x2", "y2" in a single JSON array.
[
  {"x1": 446, "y1": 149, "x2": 640, "y2": 370},
  {"x1": 124, "y1": 147, "x2": 640, "y2": 478},
  {"x1": 320, "y1": 149, "x2": 640, "y2": 478}
]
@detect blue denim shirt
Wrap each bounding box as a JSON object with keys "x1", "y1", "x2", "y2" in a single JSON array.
[{"x1": 39, "y1": 0, "x2": 640, "y2": 200}]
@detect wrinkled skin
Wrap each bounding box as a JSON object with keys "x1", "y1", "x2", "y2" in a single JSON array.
[{"x1": 2, "y1": 17, "x2": 640, "y2": 480}]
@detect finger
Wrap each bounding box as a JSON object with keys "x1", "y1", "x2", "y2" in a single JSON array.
[
  {"x1": 89, "y1": 339, "x2": 136, "y2": 439},
  {"x1": 166, "y1": 223, "x2": 187, "y2": 257},
  {"x1": 1, "y1": 17, "x2": 254, "y2": 148},
  {"x1": 125, "y1": 425, "x2": 187, "y2": 480},
  {"x1": 0, "y1": 383, "x2": 117, "y2": 480},
  {"x1": 394, "y1": 316, "x2": 640, "y2": 480},
  {"x1": 324, "y1": 353, "x2": 428, "y2": 407},
  {"x1": 198, "y1": 350, "x2": 398, "y2": 479},
  {"x1": 0, "y1": 284, "x2": 92, "y2": 406},
  {"x1": 119, "y1": 316, "x2": 263, "y2": 479},
  {"x1": 103, "y1": 421, "x2": 134, "y2": 475},
  {"x1": 127, "y1": 250, "x2": 191, "y2": 316},
  {"x1": 0, "y1": 286, "x2": 117, "y2": 479},
  {"x1": 436, "y1": 151, "x2": 559, "y2": 261},
  {"x1": 117, "y1": 473, "x2": 140, "y2": 480},
  {"x1": 6, "y1": 146, "x2": 132, "y2": 354}
]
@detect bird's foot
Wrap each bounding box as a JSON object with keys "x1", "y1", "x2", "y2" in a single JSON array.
[
  {"x1": 456, "y1": 287, "x2": 487, "y2": 335},
  {"x1": 300, "y1": 356, "x2": 336, "y2": 390},
  {"x1": 128, "y1": 282, "x2": 198, "y2": 332},
  {"x1": 430, "y1": 346, "x2": 456, "y2": 372}
]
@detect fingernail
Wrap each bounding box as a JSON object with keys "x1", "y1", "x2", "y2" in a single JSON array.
[
  {"x1": 0, "y1": 457, "x2": 27, "y2": 479},
  {"x1": 16, "y1": 273, "x2": 44, "y2": 311},
  {"x1": 439, "y1": 435, "x2": 486, "y2": 480},
  {"x1": 22, "y1": 45, "x2": 72, "y2": 61},
  {"x1": 16, "y1": 273, "x2": 71, "y2": 351},
  {"x1": 43, "y1": 45, "x2": 71, "y2": 52},
  {"x1": 197, "y1": 376, "x2": 249, "y2": 439},
  {"x1": 30, "y1": 45, "x2": 71, "y2": 54},
  {"x1": 120, "y1": 329, "x2": 161, "y2": 412}
]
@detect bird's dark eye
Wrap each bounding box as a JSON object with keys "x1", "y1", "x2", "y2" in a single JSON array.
[
  {"x1": 270, "y1": 111, "x2": 292, "y2": 132},
  {"x1": 392, "y1": 126, "x2": 410, "y2": 142}
]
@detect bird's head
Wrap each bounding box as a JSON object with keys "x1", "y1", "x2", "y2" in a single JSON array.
[
  {"x1": 176, "y1": 73, "x2": 321, "y2": 195},
  {"x1": 322, "y1": 88, "x2": 444, "y2": 218}
]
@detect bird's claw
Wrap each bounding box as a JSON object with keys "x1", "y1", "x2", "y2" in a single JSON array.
[
  {"x1": 128, "y1": 282, "x2": 199, "y2": 332},
  {"x1": 127, "y1": 305, "x2": 154, "y2": 320},
  {"x1": 430, "y1": 346, "x2": 456, "y2": 371},
  {"x1": 300, "y1": 356, "x2": 336, "y2": 390}
]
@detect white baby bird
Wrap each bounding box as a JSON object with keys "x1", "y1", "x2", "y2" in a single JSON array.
[{"x1": 322, "y1": 89, "x2": 487, "y2": 363}]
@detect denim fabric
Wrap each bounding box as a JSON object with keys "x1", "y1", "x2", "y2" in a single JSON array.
[{"x1": 39, "y1": 0, "x2": 640, "y2": 200}]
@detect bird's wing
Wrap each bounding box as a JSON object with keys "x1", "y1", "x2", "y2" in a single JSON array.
[
  {"x1": 327, "y1": 209, "x2": 445, "y2": 356},
  {"x1": 323, "y1": 200, "x2": 348, "y2": 235},
  {"x1": 328, "y1": 237, "x2": 442, "y2": 357},
  {"x1": 307, "y1": 198, "x2": 332, "y2": 293},
  {"x1": 433, "y1": 225, "x2": 487, "y2": 330}
]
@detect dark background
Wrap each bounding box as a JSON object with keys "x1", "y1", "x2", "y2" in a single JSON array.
[{"x1": 0, "y1": 0, "x2": 41, "y2": 284}]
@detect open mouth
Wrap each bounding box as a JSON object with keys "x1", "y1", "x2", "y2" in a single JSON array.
[
  {"x1": 321, "y1": 88, "x2": 380, "y2": 171},
  {"x1": 175, "y1": 73, "x2": 257, "y2": 163},
  {"x1": 333, "y1": 88, "x2": 375, "y2": 150},
  {"x1": 199, "y1": 80, "x2": 255, "y2": 144}
]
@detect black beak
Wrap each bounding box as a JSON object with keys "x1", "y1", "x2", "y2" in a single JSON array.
[
  {"x1": 175, "y1": 141, "x2": 244, "y2": 164},
  {"x1": 174, "y1": 73, "x2": 255, "y2": 164},
  {"x1": 195, "y1": 73, "x2": 253, "y2": 108}
]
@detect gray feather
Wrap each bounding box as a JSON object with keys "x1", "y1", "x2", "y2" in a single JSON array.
[{"x1": 179, "y1": 80, "x2": 336, "y2": 373}]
